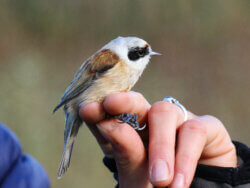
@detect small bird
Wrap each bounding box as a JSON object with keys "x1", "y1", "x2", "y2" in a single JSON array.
[{"x1": 53, "y1": 36, "x2": 160, "y2": 178}]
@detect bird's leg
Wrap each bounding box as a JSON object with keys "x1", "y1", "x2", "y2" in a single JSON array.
[
  {"x1": 113, "y1": 113, "x2": 141, "y2": 130},
  {"x1": 105, "y1": 113, "x2": 146, "y2": 131}
]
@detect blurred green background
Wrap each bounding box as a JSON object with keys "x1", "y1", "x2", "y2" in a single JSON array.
[{"x1": 0, "y1": 1, "x2": 249, "y2": 187}]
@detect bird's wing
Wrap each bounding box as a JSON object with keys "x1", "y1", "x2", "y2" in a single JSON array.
[{"x1": 53, "y1": 49, "x2": 120, "y2": 113}]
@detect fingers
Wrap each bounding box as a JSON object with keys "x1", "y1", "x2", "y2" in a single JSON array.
[
  {"x1": 148, "y1": 101, "x2": 185, "y2": 187},
  {"x1": 170, "y1": 115, "x2": 236, "y2": 188},
  {"x1": 97, "y1": 119, "x2": 151, "y2": 187},
  {"x1": 79, "y1": 91, "x2": 151, "y2": 124},
  {"x1": 148, "y1": 101, "x2": 195, "y2": 187},
  {"x1": 170, "y1": 119, "x2": 207, "y2": 188},
  {"x1": 196, "y1": 115, "x2": 237, "y2": 168},
  {"x1": 79, "y1": 91, "x2": 150, "y2": 157},
  {"x1": 79, "y1": 91, "x2": 152, "y2": 187}
]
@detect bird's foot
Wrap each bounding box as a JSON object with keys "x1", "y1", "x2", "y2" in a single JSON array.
[{"x1": 114, "y1": 113, "x2": 146, "y2": 131}]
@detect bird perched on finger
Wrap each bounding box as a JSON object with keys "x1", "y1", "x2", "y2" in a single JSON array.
[{"x1": 53, "y1": 36, "x2": 160, "y2": 178}]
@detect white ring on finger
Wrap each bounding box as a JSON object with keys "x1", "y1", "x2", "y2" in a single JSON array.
[{"x1": 163, "y1": 96, "x2": 188, "y2": 122}]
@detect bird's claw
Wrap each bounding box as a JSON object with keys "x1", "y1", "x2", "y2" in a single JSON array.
[{"x1": 114, "y1": 113, "x2": 144, "y2": 130}]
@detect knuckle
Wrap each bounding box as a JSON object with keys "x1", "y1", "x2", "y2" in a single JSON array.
[
  {"x1": 201, "y1": 115, "x2": 224, "y2": 126},
  {"x1": 181, "y1": 119, "x2": 207, "y2": 135},
  {"x1": 150, "y1": 101, "x2": 177, "y2": 114}
]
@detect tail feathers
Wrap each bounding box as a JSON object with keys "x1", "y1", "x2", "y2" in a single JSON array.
[
  {"x1": 57, "y1": 138, "x2": 75, "y2": 179},
  {"x1": 57, "y1": 109, "x2": 81, "y2": 178}
]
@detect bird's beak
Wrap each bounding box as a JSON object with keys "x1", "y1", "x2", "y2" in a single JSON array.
[{"x1": 150, "y1": 51, "x2": 161, "y2": 56}]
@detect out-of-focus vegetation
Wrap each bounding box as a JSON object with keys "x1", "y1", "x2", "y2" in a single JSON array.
[{"x1": 0, "y1": 1, "x2": 249, "y2": 187}]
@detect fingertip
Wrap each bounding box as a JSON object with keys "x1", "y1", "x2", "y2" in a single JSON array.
[
  {"x1": 79, "y1": 102, "x2": 105, "y2": 124},
  {"x1": 149, "y1": 159, "x2": 173, "y2": 187}
]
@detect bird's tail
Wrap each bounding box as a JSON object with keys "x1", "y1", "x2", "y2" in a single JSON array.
[{"x1": 57, "y1": 111, "x2": 81, "y2": 179}]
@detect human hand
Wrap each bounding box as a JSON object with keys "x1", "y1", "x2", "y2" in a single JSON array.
[{"x1": 79, "y1": 92, "x2": 237, "y2": 188}]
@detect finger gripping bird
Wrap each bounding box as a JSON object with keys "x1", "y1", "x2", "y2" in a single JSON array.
[{"x1": 53, "y1": 36, "x2": 160, "y2": 178}]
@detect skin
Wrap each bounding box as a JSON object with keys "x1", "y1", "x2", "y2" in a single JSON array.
[{"x1": 79, "y1": 91, "x2": 237, "y2": 188}]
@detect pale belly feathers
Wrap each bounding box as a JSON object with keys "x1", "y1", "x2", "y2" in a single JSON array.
[{"x1": 69, "y1": 61, "x2": 142, "y2": 108}]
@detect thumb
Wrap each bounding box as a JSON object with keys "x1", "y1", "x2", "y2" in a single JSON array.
[{"x1": 97, "y1": 119, "x2": 151, "y2": 188}]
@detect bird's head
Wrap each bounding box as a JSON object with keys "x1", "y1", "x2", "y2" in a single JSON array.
[{"x1": 102, "y1": 36, "x2": 160, "y2": 70}]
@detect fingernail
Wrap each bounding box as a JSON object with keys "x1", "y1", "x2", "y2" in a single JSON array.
[
  {"x1": 171, "y1": 173, "x2": 185, "y2": 188},
  {"x1": 150, "y1": 159, "x2": 169, "y2": 182}
]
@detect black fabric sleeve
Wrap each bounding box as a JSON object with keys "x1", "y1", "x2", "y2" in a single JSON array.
[
  {"x1": 191, "y1": 141, "x2": 250, "y2": 187},
  {"x1": 103, "y1": 141, "x2": 250, "y2": 188}
]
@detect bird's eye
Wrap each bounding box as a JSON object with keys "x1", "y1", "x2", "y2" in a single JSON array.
[
  {"x1": 128, "y1": 47, "x2": 149, "y2": 61},
  {"x1": 138, "y1": 49, "x2": 144, "y2": 56}
]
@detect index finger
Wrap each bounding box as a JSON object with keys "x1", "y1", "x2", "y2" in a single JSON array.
[
  {"x1": 79, "y1": 91, "x2": 151, "y2": 124},
  {"x1": 103, "y1": 91, "x2": 151, "y2": 123}
]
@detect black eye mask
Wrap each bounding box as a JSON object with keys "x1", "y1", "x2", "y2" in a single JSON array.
[{"x1": 128, "y1": 46, "x2": 149, "y2": 61}]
